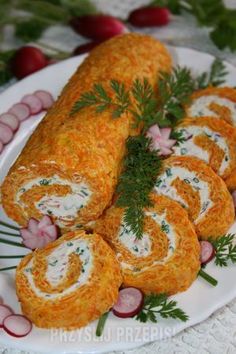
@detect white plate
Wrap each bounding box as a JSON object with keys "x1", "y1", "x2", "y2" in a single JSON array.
[{"x1": 0, "y1": 46, "x2": 236, "y2": 354}]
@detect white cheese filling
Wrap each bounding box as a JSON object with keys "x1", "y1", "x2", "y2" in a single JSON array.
[
  {"x1": 189, "y1": 95, "x2": 236, "y2": 125},
  {"x1": 173, "y1": 126, "x2": 230, "y2": 175},
  {"x1": 24, "y1": 239, "x2": 93, "y2": 299},
  {"x1": 16, "y1": 175, "x2": 92, "y2": 226},
  {"x1": 119, "y1": 211, "x2": 176, "y2": 272},
  {"x1": 154, "y1": 166, "x2": 213, "y2": 223}
]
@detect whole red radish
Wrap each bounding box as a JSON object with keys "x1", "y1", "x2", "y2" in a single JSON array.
[
  {"x1": 128, "y1": 6, "x2": 170, "y2": 27},
  {"x1": 11, "y1": 46, "x2": 47, "y2": 79},
  {"x1": 70, "y1": 15, "x2": 127, "y2": 41},
  {"x1": 73, "y1": 41, "x2": 103, "y2": 55}
]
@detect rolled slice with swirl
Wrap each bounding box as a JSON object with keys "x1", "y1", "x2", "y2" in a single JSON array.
[
  {"x1": 94, "y1": 195, "x2": 200, "y2": 295},
  {"x1": 186, "y1": 87, "x2": 236, "y2": 126},
  {"x1": 172, "y1": 117, "x2": 236, "y2": 180},
  {"x1": 1, "y1": 33, "x2": 171, "y2": 230},
  {"x1": 16, "y1": 230, "x2": 122, "y2": 329},
  {"x1": 154, "y1": 156, "x2": 234, "y2": 240}
]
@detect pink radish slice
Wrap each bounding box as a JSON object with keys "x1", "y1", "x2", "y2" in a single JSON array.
[
  {"x1": 3, "y1": 314, "x2": 32, "y2": 338},
  {"x1": 20, "y1": 228, "x2": 33, "y2": 240},
  {"x1": 27, "y1": 218, "x2": 39, "y2": 234},
  {"x1": 0, "y1": 141, "x2": 3, "y2": 154},
  {"x1": 0, "y1": 113, "x2": 19, "y2": 132},
  {"x1": 200, "y1": 240, "x2": 215, "y2": 265},
  {"x1": 0, "y1": 123, "x2": 14, "y2": 144},
  {"x1": 113, "y1": 287, "x2": 144, "y2": 318},
  {"x1": 160, "y1": 127, "x2": 171, "y2": 139},
  {"x1": 0, "y1": 305, "x2": 13, "y2": 327},
  {"x1": 38, "y1": 215, "x2": 52, "y2": 229},
  {"x1": 34, "y1": 90, "x2": 54, "y2": 110},
  {"x1": 21, "y1": 95, "x2": 43, "y2": 115},
  {"x1": 44, "y1": 224, "x2": 58, "y2": 240},
  {"x1": 160, "y1": 147, "x2": 172, "y2": 156},
  {"x1": 9, "y1": 103, "x2": 30, "y2": 122}
]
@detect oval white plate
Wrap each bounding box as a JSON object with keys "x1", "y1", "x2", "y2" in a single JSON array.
[{"x1": 0, "y1": 46, "x2": 236, "y2": 354}]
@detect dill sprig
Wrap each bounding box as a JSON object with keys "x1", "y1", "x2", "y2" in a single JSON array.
[
  {"x1": 116, "y1": 135, "x2": 161, "y2": 239},
  {"x1": 136, "y1": 293, "x2": 188, "y2": 323},
  {"x1": 211, "y1": 233, "x2": 236, "y2": 267},
  {"x1": 196, "y1": 58, "x2": 228, "y2": 89}
]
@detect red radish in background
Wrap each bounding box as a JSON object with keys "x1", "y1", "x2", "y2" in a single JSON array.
[
  {"x1": 34, "y1": 90, "x2": 54, "y2": 110},
  {"x1": 11, "y1": 46, "x2": 47, "y2": 79},
  {"x1": 9, "y1": 103, "x2": 31, "y2": 122},
  {"x1": 0, "y1": 123, "x2": 14, "y2": 144},
  {"x1": 200, "y1": 240, "x2": 215, "y2": 265},
  {"x1": 73, "y1": 41, "x2": 102, "y2": 55},
  {"x1": 21, "y1": 94, "x2": 43, "y2": 115},
  {"x1": 0, "y1": 113, "x2": 19, "y2": 132},
  {"x1": 113, "y1": 287, "x2": 144, "y2": 318},
  {"x1": 70, "y1": 15, "x2": 127, "y2": 40},
  {"x1": 128, "y1": 6, "x2": 170, "y2": 27},
  {"x1": 0, "y1": 305, "x2": 13, "y2": 327},
  {"x1": 3, "y1": 315, "x2": 32, "y2": 338}
]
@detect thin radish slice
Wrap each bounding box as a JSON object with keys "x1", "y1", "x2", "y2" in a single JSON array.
[
  {"x1": 34, "y1": 90, "x2": 54, "y2": 110},
  {"x1": 44, "y1": 224, "x2": 58, "y2": 240},
  {"x1": 0, "y1": 123, "x2": 14, "y2": 144},
  {"x1": 200, "y1": 240, "x2": 215, "y2": 265},
  {"x1": 113, "y1": 287, "x2": 144, "y2": 318},
  {"x1": 160, "y1": 127, "x2": 171, "y2": 139},
  {"x1": 9, "y1": 103, "x2": 30, "y2": 122},
  {"x1": 27, "y1": 218, "x2": 39, "y2": 234},
  {"x1": 0, "y1": 113, "x2": 19, "y2": 132},
  {"x1": 3, "y1": 314, "x2": 32, "y2": 338},
  {"x1": 0, "y1": 141, "x2": 3, "y2": 154},
  {"x1": 21, "y1": 95, "x2": 43, "y2": 115},
  {"x1": 20, "y1": 228, "x2": 33, "y2": 240},
  {"x1": 0, "y1": 305, "x2": 13, "y2": 327},
  {"x1": 160, "y1": 147, "x2": 172, "y2": 156},
  {"x1": 38, "y1": 215, "x2": 52, "y2": 229}
]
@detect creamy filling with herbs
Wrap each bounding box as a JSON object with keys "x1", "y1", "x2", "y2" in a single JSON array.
[
  {"x1": 173, "y1": 126, "x2": 230, "y2": 175},
  {"x1": 119, "y1": 211, "x2": 176, "y2": 272},
  {"x1": 24, "y1": 239, "x2": 93, "y2": 299},
  {"x1": 154, "y1": 166, "x2": 213, "y2": 223},
  {"x1": 16, "y1": 176, "x2": 92, "y2": 224},
  {"x1": 189, "y1": 95, "x2": 236, "y2": 125}
]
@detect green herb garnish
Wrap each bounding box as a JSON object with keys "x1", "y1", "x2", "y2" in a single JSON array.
[
  {"x1": 196, "y1": 58, "x2": 228, "y2": 89},
  {"x1": 136, "y1": 293, "x2": 188, "y2": 323},
  {"x1": 211, "y1": 234, "x2": 236, "y2": 267},
  {"x1": 198, "y1": 268, "x2": 218, "y2": 287},
  {"x1": 96, "y1": 312, "x2": 109, "y2": 337}
]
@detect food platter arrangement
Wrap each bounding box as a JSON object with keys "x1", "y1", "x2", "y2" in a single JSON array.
[{"x1": 0, "y1": 34, "x2": 236, "y2": 353}]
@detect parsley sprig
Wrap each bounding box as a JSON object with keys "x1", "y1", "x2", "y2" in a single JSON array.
[
  {"x1": 211, "y1": 234, "x2": 236, "y2": 267},
  {"x1": 136, "y1": 293, "x2": 188, "y2": 323}
]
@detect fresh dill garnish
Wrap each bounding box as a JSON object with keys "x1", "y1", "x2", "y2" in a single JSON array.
[
  {"x1": 196, "y1": 58, "x2": 228, "y2": 89},
  {"x1": 116, "y1": 135, "x2": 161, "y2": 239},
  {"x1": 211, "y1": 234, "x2": 236, "y2": 267},
  {"x1": 170, "y1": 130, "x2": 186, "y2": 144},
  {"x1": 136, "y1": 293, "x2": 188, "y2": 323}
]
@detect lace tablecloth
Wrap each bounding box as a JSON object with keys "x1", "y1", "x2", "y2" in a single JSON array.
[{"x1": 1, "y1": 1, "x2": 236, "y2": 353}]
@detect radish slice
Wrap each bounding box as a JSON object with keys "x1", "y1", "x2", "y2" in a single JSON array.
[
  {"x1": 0, "y1": 305, "x2": 13, "y2": 327},
  {"x1": 38, "y1": 215, "x2": 52, "y2": 229},
  {"x1": 21, "y1": 95, "x2": 43, "y2": 115},
  {"x1": 0, "y1": 113, "x2": 19, "y2": 132},
  {"x1": 27, "y1": 218, "x2": 39, "y2": 234},
  {"x1": 0, "y1": 141, "x2": 3, "y2": 154},
  {"x1": 9, "y1": 103, "x2": 30, "y2": 122},
  {"x1": 200, "y1": 240, "x2": 215, "y2": 265},
  {"x1": 44, "y1": 224, "x2": 58, "y2": 240},
  {"x1": 0, "y1": 123, "x2": 14, "y2": 144},
  {"x1": 160, "y1": 127, "x2": 171, "y2": 139},
  {"x1": 3, "y1": 314, "x2": 32, "y2": 338},
  {"x1": 20, "y1": 228, "x2": 33, "y2": 240},
  {"x1": 34, "y1": 90, "x2": 54, "y2": 110},
  {"x1": 113, "y1": 287, "x2": 144, "y2": 318}
]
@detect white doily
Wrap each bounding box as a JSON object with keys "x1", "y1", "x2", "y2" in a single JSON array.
[{"x1": 1, "y1": 1, "x2": 236, "y2": 353}]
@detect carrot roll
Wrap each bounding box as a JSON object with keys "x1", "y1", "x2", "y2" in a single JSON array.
[
  {"x1": 1, "y1": 34, "x2": 172, "y2": 229},
  {"x1": 186, "y1": 87, "x2": 236, "y2": 126},
  {"x1": 154, "y1": 156, "x2": 234, "y2": 240},
  {"x1": 16, "y1": 230, "x2": 122, "y2": 329},
  {"x1": 172, "y1": 117, "x2": 236, "y2": 180},
  {"x1": 95, "y1": 195, "x2": 200, "y2": 295}
]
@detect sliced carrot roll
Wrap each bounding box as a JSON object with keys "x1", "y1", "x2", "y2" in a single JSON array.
[
  {"x1": 173, "y1": 117, "x2": 236, "y2": 180},
  {"x1": 154, "y1": 156, "x2": 234, "y2": 240},
  {"x1": 95, "y1": 195, "x2": 200, "y2": 295},
  {"x1": 186, "y1": 87, "x2": 236, "y2": 126},
  {"x1": 16, "y1": 230, "x2": 122, "y2": 329},
  {"x1": 1, "y1": 33, "x2": 172, "y2": 230}
]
